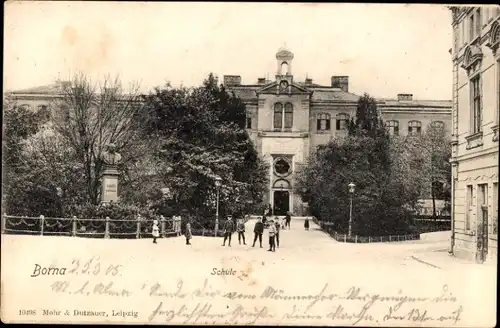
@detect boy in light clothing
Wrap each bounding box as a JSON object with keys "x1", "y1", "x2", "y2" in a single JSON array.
[{"x1": 267, "y1": 219, "x2": 276, "y2": 252}]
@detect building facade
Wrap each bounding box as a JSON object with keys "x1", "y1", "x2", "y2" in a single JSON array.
[
  {"x1": 225, "y1": 48, "x2": 452, "y2": 216},
  {"x1": 449, "y1": 6, "x2": 499, "y2": 264},
  {"x1": 7, "y1": 48, "x2": 453, "y2": 218}
]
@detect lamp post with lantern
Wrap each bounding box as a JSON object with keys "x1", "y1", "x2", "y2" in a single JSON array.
[
  {"x1": 348, "y1": 182, "x2": 356, "y2": 238},
  {"x1": 215, "y1": 176, "x2": 222, "y2": 236}
]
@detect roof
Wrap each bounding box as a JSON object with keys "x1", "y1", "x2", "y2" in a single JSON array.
[
  {"x1": 229, "y1": 87, "x2": 258, "y2": 100},
  {"x1": 310, "y1": 89, "x2": 360, "y2": 102},
  {"x1": 11, "y1": 83, "x2": 64, "y2": 95},
  {"x1": 378, "y1": 98, "x2": 452, "y2": 108}
]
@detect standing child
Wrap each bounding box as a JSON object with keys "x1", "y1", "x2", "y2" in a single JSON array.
[
  {"x1": 152, "y1": 219, "x2": 160, "y2": 244},
  {"x1": 185, "y1": 220, "x2": 192, "y2": 245},
  {"x1": 274, "y1": 217, "x2": 281, "y2": 248},
  {"x1": 237, "y1": 218, "x2": 246, "y2": 245},
  {"x1": 252, "y1": 217, "x2": 264, "y2": 248},
  {"x1": 304, "y1": 217, "x2": 310, "y2": 231},
  {"x1": 268, "y1": 219, "x2": 276, "y2": 252}
]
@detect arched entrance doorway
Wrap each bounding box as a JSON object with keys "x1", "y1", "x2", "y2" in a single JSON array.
[{"x1": 272, "y1": 179, "x2": 290, "y2": 216}]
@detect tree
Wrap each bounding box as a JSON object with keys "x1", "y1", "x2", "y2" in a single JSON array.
[
  {"x1": 348, "y1": 93, "x2": 385, "y2": 138},
  {"x1": 142, "y1": 74, "x2": 268, "y2": 226},
  {"x1": 297, "y1": 93, "x2": 420, "y2": 236},
  {"x1": 422, "y1": 124, "x2": 452, "y2": 216},
  {"x1": 2, "y1": 95, "x2": 54, "y2": 215},
  {"x1": 50, "y1": 73, "x2": 150, "y2": 205}
]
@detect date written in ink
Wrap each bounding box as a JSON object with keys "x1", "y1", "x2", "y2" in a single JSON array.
[
  {"x1": 19, "y1": 309, "x2": 36, "y2": 316},
  {"x1": 67, "y1": 256, "x2": 122, "y2": 277}
]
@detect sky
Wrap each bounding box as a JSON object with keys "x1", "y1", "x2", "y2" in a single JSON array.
[{"x1": 4, "y1": 2, "x2": 456, "y2": 100}]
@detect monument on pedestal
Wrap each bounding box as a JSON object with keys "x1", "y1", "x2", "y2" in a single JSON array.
[{"x1": 100, "y1": 143, "x2": 122, "y2": 204}]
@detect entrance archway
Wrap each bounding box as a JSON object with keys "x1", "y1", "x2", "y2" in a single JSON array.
[
  {"x1": 273, "y1": 190, "x2": 290, "y2": 215},
  {"x1": 272, "y1": 179, "x2": 291, "y2": 216}
]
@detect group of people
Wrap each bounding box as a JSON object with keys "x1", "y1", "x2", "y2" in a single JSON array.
[
  {"x1": 221, "y1": 213, "x2": 293, "y2": 252},
  {"x1": 151, "y1": 217, "x2": 192, "y2": 245},
  {"x1": 150, "y1": 210, "x2": 308, "y2": 250}
]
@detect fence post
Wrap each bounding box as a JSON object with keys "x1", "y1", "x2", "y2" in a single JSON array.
[
  {"x1": 1, "y1": 214, "x2": 6, "y2": 234},
  {"x1": 105, "y1": 217, "x2": 110, "y2": 239},
  {"x1": 72, "y1": 216, "x2": 77, "y2": 237},
  {"x1": 389, "y1": 235, "x2": 392, "y2": 242},
  {"x1": 344, "y1": 234, "x2": 346, "y2": 243},
  {"x1": 40, "y1": 215, "x2": 45, "y2": 236},
  {"x1": 202, "y1": 228, "x2": 205, "y2": 236},
  {"x1": 136, "y1": 216, "x2": 141, "y2": 239},
  {"x1": 355, "y1": 235, "x2": 358, "y2": 243},
  {"x1": 369, "y1": 236, "x2": 371, "y2": 243},
  {"x1": 160, "y1": 216, "x2": 166, "y2": 238}
]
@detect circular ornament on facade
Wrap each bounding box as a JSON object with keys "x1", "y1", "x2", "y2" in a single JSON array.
[
  {"x1": 279, "y1": 80, "x2": 289, "y2": 92},
  {"x1": 274, "y1": 157, "x2": 292, "y2": 177}
]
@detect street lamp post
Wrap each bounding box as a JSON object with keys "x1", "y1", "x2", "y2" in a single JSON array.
[
  {"x1": 348, "y1": 182, "x2": 356, "y2": 238},
  {"x1": 215, "y1": 176, "x2": 222, "y2": 236}
]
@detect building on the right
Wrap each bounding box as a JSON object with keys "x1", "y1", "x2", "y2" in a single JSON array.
[{"x1": 449, "y1": 6, "x2": 499, "y2": 263}]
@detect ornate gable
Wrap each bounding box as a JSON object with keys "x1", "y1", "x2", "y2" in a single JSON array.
[{"x1": 256, "y1": 82, "x2": 311, "y2": 95}]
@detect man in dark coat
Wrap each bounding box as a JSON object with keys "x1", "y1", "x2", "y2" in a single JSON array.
[
  {"x1": 252, "y1": 217, "x2": 264, "y2": 248},
  {"x1": 284, "y1": 212, "x2": 291, "y2": 230},
  {"x1": 222, "y1": 216, "x2": 235, "y2": 247}
]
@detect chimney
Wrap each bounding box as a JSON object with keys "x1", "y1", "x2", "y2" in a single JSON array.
[
  {"x1": 223, "y1": 75, "x2": 242, "y2": 86},
  {"x1": 257, "y1": 78, "x2": 266, "y2": 85},
  {"x1": 305, "y1": 78, "x2": 313, "y2": 85},
  {"x1": 331, "y1": 76, "x2": 349, "y2": 92},
  {"x1": 397, "y1": 93, "x2": 413, "y2": 101}
]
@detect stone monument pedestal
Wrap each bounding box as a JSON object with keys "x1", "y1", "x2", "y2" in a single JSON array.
[{"x1": 101, "y1": 167, "x2": 120, "y2": 204}]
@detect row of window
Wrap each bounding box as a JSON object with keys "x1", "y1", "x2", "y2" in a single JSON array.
[
  {"x1": 385, "y1": 120, "x2": 445, "y2": 136},
  {"x1": 465, "y1": 183, "x2": 498, "y2": 235},
  {"x1": 245, "y1": 105, "x2": 447, "y2": 135},
  {"x1": 18, "y1": 104, "x2": 48, "y2": 111},
  {"x1": 455, "y1": 7, "x2": 500, "y2": 51}
]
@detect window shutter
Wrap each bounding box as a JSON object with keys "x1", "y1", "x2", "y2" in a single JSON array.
[{"x1": 326, "y1": 118, "x2": 331, "y2": 130}]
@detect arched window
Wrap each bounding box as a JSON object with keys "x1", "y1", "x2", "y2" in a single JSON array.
[
  {"x1": 284, "y1": 103, "x2": 293, "y2": 129},
  {"x1": 408, "y1": 120, "x2": 422, "y2": 135},
  {"x1": 385, "y1": 120, "x2": 399, "y2": 136},
  {"x1": 430, "y1": 121, "x2": 445, "y2": 130},
  {"x1": 273, "y1": 102, "x2": 293, "y2": 130},
  {"x1": 336, "y1": 113, "x2": 350, "y2": 130},
  {"x1": 317, "y1": 113, "x2": 331, "y2": 131},
  {"x1": 273, "y1": 103, "x2": 283, "y2": 129},
  {"x1": 280, "y1": 62, "x2": 289, "y2": 75}
]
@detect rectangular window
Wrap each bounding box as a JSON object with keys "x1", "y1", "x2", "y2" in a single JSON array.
[
  {"x1": 478, "y1": 184, "x2": 488, "y2": 234},
  {"x1": 461, "y1": 21, "x2": 465, "y2": 46},
  {"x1": 466, "y1": 185, "x2": 473, "y2": 231},
  {"x1": 317, "y1": 119, "x2": 331, "y2": 131},
  {"x1": 497, "y1": 59, "x2": 500, "y2": 124},
  {"x1": 273, "y1": 111, "x2": 282, "y2": 129},
  {"x1": 493, "y1": 183, "x2": 498, "y2": 235},
  {"x1": 476, "y1": 8, "x2": 482, "y2": 35},
  {"x1": 284, "y1": 111, "x2": 293, "y2": 129},
  {"x1": 471, "y1": 75, "x2": 482, "y2": 134},
  {"x1": 469, "y1": 13, "x2": 475, "y2": 40}
]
